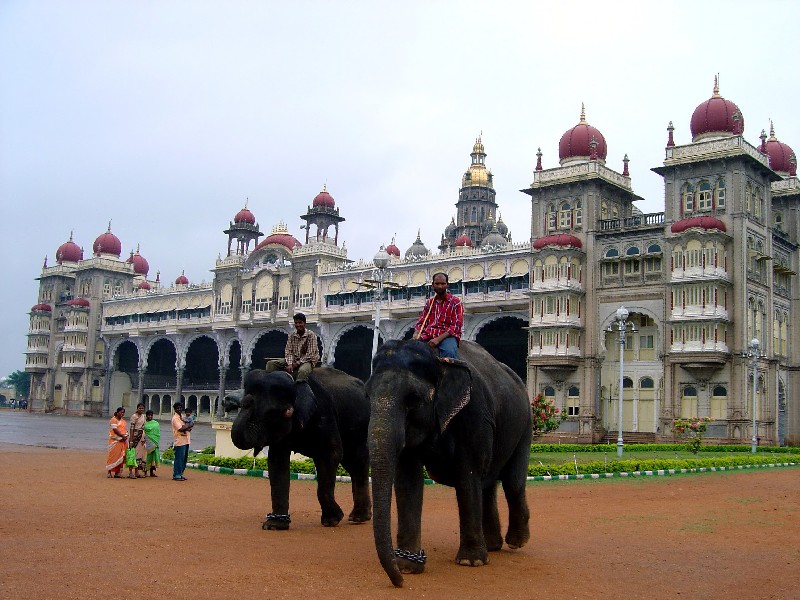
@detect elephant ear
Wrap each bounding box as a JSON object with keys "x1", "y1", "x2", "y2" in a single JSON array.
[
  {"x1": 293, "y1": 381, "x2": 318, "y2": 429},
  {"x1": 434, "y1": 360, "x2": 472, "y2": 434},
  {"x1": 223, "y1": 388, "x2": 244, "y2": 412}
]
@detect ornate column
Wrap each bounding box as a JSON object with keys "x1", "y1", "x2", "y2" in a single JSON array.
[
  {"x1": 175, "y1": 367, "x2": 184, "y2": 407},
  {"x1": 240, "y1": 363, "x2": 250, "y2": 389},
  {"x1": 103, "y1": 364, "x2": 113, "y2": 416},
  {"x1": 216, "y1": 365, "x2": 226, "y2": 420},
  {"x1": 137, "y1": 367, "x2": 145, "y2": 409}
]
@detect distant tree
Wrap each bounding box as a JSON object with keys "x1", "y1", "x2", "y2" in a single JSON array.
[{"x1": 6, "y1": 370, "x2": 30, "y2": 399}]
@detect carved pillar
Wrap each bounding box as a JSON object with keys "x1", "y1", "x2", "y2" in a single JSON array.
[
  {"x1": 137, "y1": 367, "x2": 145, "y2": 410},
  {"x1": 240, "y1": 364, "x2": 250, "y2": 389},
  {"x1": 216, "y1": 366, "x2": 226, "y2": 420},
  {"x1": 103, "y1": 364, "x2": 113, "y2": 416},
  {"x1": 176, "y1": 368, "x2": 184, "y2": 407}
]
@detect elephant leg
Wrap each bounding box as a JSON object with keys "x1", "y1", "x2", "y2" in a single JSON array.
[
  {"x1": 394, "y1": 454, "x2": 425, "y2": 575},
  {"x1": 314, "y1": 455, "x2": 344, "y2": 527},
  {"x1": 265, "y1": 446, "x2": 292, "y2": 530},
  {"x1": 342, "y1": 448, "x2": 372, "y2": 524},
  {"x1": 500, "y1": 435, "x2": 531, "y2": 549},
  {"x1": 482, "y1": 482, "x2": 503, "y2": 551},
  {"x1": 454, "y1": 478, "x2": 488, "y2": 566}
]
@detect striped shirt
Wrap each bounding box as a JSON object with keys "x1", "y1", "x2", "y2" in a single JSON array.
[
  {"x1": 415, "y1": 291, "x2": 463, "y2": 343},
  {"x1": 285, "y1": 329, "x2": 319, "y2": 367}
]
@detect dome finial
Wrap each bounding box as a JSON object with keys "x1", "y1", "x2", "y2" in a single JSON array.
[
  {"x1": 622, "y1": 154, "x2": 630, "y2": 177},
  {"x1": 713, "y1": 74, "x2": 720, "y2": 97},
  {"x1": 667, "y1": 121, "x2": 675, "y2": 147},
  {"x1": 769, "y1": 120, "x2": 776, "y2": 140},
  {"x1": 107, "y1": 220, "x2": 112, "y2": 233},
  {"x1": 789, "y1": 153, "x2": 797, "y2": 177},
  {"x1": 69, "y1": 230, "x2": 74, "y2": 241},
  {"x1": 535, "y1": 147, "x2": 543, "y2": 171},
  {"x1": 760, "y1": 129, "x2": 768, "y2": 153},
  {"x1": 244, "y1": 197, "x2": 249, "y2": 209},
  {"x1": 579, "y1": 103, "x2": 586, "y2": 124}
]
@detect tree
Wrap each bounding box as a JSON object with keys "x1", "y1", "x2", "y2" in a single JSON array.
[
  {"x1": 6, "y1": 370, "x2": 30, "y2": 399},
  {"x1": 530, "y1": 392, "x2": 567, "y2": 438}
]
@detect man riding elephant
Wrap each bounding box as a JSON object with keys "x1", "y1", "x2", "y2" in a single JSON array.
[{"x1": 266, "y1": 312, "x2": 318, "y2": 382}]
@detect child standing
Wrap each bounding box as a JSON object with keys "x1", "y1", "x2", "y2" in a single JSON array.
[{"x1": 143, "y1": 410, "x2": 161, "y2": 477}]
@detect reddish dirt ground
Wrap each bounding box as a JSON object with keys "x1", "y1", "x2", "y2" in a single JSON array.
[{"x1": 1, "y1": 443, "x2": 799, "y2": 600}]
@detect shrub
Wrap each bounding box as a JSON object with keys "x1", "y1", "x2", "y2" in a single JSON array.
[{"x1": 531, "y1": 393, "x2": 567, "y2": 438}]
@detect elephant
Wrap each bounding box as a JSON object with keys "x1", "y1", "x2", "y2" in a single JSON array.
[
  {"x1": 366, "y1": 339, "x2": 532, "y2": 587},
  {"x1": 229, "y1": 366, "x2": 372, "y2": 530}
]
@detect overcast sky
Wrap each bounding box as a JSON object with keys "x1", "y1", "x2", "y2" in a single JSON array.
[{"x1": 2, "y1": 0, "x2": 798, "y2": 378}]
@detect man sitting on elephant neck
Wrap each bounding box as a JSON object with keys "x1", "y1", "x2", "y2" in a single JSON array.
[
  {"x1": 266, "y1": 313, "x2": 319, "y2": 382},
  {"x1": 412, "y1": 272, "x2": 463, "y2": 359}
]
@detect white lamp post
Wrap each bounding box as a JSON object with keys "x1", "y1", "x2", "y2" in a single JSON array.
[
  {"x1": 748, "y1": 338, "x2": 760, "y2": 454},
  {"x1": 609, "y1": 306, "x2": 635, "y2": 457},
  {"x1": 369, "y1": 247, "x2": 391, "y2": 364}
]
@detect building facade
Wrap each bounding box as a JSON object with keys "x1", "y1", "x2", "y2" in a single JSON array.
[{"x1": 25, "y1": 80, "x2": 800, "y2": 445}]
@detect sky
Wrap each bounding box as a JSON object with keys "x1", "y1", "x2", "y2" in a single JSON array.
[{"x1": 1, "y1": 0, "x2": 799, "y2": 377}]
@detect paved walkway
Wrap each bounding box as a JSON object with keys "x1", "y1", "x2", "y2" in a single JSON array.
[{"x1": 0, "y1": 408, "x2": 217, "y2": 450}]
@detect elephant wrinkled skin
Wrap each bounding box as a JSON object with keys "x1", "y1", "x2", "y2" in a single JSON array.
[
  {"x1": 230, "y1": 367, "x2": 372, "y2": 529},
  {"x1": 366, "y1": 340, "x2": 532, "y2": 587}
]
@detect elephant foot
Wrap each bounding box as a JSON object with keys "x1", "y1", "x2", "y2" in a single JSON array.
[
  {"x1": 347, "y1": 509, "x2": 372, "y2": 524},
  {"x1": 395, "y1": 549, "x2": 426, "y2": 575},
  {"x1": 484, "y1": 531, "x2": 504, "y2": 552},
  {"x1": 455, "y1": 546, "x2": 489, "y2": 567},
  {"x1": 505, "y1": 528, "x2": 530, "y2": 550},
  {"x1": 263, "y1": 513, "x2": 291, "y2": 530},
  {"x1": 321, "y1": 512, "x2": 344, "y2": 527}
]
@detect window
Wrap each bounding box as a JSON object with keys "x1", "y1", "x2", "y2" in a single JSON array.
[
  {"x1": 715, "y1": 179, "x2": 726, "y2": 208},
  {"x1": 559, "y1": 202, "x2": 572, "y2": 228},
  {"x1": 683, "y1": 183, "x2": 694, "y2": 213},
  {"x1": 605, "y1": 248, "x2": 619, "y2": 258},
  {"x1": 626, "y1": 246, "x2": 640, "y2": 256},
  {"x1": 647, "y1": 244, "x2": 662, "y2": 254},
  {"x1": 604, "y1": 262, "x2": 619, "y2": 276},
  {"x1": 255, "y1": 297, "x2": 271, "y2": 312},
  {"x1": 574, "y1": 200, "x2": 583, "y2": 227},
  {"x1": 567, "y1": 386, "x2": 580, "y2": 416},
  {"x1": 624, "y1": 260, "x2": 640, "y2": 274},
  {"x1": 241, "y1": 299, "x2": 252, "y2": 313},
  {"x1": 681, "y1": 386, "x2": 698, "y2": 418},
  {"x1": 775, "y1": 212, "x2": 784, "y2": 231},
  {"x1": 645, "y1": 257, "x2": 662, "y2": 272},
  {"x1": 547, "y1": 204, "x2": 556, "y2": 230},
  {"x1": 697, "y1": 181, "x2": 712, "y2": 211},
  {"x1": 745, "y1": 184, "x2": 752, "y2": 213},
  {"x1": 711, "y1": 385, "x2": 727, "y2": 419}
]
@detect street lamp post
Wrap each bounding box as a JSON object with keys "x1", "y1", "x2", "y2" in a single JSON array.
[
  {"x1": 608, "y1": 306, "x2": 636, "y2": 457},
  {"x1": 370, "y1": 247, "x2": 390, "y2": 362},
  {"x1": 748, "y1": 338, "x2": 760, "y2": 454}
]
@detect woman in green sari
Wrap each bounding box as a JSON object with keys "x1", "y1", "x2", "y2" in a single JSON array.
[{"x1": 143, "y1": 410, "x2": 161, "y2": 477}]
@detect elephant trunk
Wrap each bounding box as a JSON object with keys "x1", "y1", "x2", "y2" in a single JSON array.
[
  {"x1": 368, "y1": 396, "x2": 405, "y2": 588},
  {"x1": 230, "y1": 409, "x2": 258, "y2": 450}
]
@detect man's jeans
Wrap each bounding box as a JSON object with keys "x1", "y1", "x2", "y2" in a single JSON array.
[
  {"x1": 438, "y1": 336, "x2": 458, "y2": 359},
  {"x1": 173, "y1": 444, "x2": 189, "y2": 479}
]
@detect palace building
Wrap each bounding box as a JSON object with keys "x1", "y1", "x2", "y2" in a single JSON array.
[{"x1": 25, "y1": 79, "x2": 800, "y2": 446}]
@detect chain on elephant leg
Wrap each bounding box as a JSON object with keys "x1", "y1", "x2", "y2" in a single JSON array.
[{"x1": 263, "y1": 513, "x2": 292, "y2": 530}]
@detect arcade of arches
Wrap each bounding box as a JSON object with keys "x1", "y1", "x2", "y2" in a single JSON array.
[{"x1": 107, "y1": 316, "x2": 528, "y2": 421}]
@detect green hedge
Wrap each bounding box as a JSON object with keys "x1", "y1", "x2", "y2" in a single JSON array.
[
  {"x1": 528, "y1": 454, "x2": 798, "y2": 476},
  {"x1": 531, "y1": 443, "x2": 800, "y2": 454}
]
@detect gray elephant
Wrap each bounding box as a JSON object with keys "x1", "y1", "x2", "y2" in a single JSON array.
[
  {"x1": 229, "y1": 367, "x2": 372, "y2": 530},
  {"x1": 366, "y1": 339, "x2": 532, "y2": 587}
]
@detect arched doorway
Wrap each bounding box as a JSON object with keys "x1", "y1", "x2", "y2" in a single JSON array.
[
  {"x1": 334, "y1": 326, "x2": 381, "y2": 382},
  {"x1": 145, "y1": 339, "x2": 177, "y2": 389},
  {"x1": 184, "y1": 336, "x2": 219, "y2": 389},
  {"x1": 475, "y1": 316, "x2": 528, "y2": 381},
  {"x1": 251, "y1": 331, "x2": 289, "y2": 371},
  {"x1": 225, "y1": 340, "x2": 242, "y2": 387}
]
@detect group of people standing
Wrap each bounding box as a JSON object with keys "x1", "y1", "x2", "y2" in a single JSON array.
[{"x1": 105, "y1": 402, "x2": 192, "y2": 481}]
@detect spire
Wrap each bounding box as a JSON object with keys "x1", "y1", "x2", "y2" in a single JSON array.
[
  {"x1": 107, "y1": 220, "x2": 112, "y2": 233},
  {"x1": 622, "y1": 154, "x2": 630, "y2": 177},
  {"x1": 759, "y1": 129, "x2": 768, "y2": 153},
  {"x1": 769, "y1": 120, "x2": 776, "y2": 141},
  {"x1": 713, "y1": 74, "x2": 720, "y2": 98},
  {"x1": 535, "y1": 147, "x2": 543, "y2": 171},
  {"x1": 789, "y1": 153, "x2": 797, "y2": 177},
  {"x1": 43, "y1": 255, "x2": 48, "y2": 269},
  {"x1": 579, "y1": 103, "x2": 586, "y2": 124},
  {"x1": 667, "y1": 121, "x2": 675, "y2": 147}
]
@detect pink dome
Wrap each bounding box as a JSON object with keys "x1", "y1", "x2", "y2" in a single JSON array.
[
  {"x1": 671, "y1": 216, "x2": 727, "y2": 234},
  {"x1": 690, "y1": 79, "x2": 744, "y2": 140},
  {"x1": 234, "y1": 207, "x2": 256, "y2": 224},
  {"x1": 312, "y1": 187, "x2": 336, "y2": 208},
  {"x1": 31, "y1": 303, "x2": 52, "y2": 312},
  {"x1": 455, "y1": 234, "x2": 473, "y2": 247},
  {"x1": 175, "y1": 272, "x2": 189, "y2": 285},
  {"x1": 66, "y1": 298, "x2": 91, "y2": 308},
  {"x1": 137, "y1": 280, "x2": 152, "y2": 290},
  {"x1": 533, "y1": 233, "x2": 583, "y2": 250},
  {"x1": 764, "y1": 125, "x2": 796, "y2": 176},
  {"x1": 126, "y1": 250, "x2": 149, "y2": 276},
  {"x1": 558, "y1": 106, "x2": 607, "y2": 163},
  {"x1": 93, "y1": 225, "x2": 122, "y2": 257},
  {"x1": 254, "y1": 222, "x2": 302, "y2": 252},
  {"x1": 386, "y1": 242, "x2": 400, "y2": 257},
  {"x1": 55, "y1": 234, "x2": 83, "y2": 264}
]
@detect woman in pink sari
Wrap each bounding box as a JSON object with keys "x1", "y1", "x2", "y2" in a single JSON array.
[{"x1": 106, "y1": 406, "x2": 128, "y2": 478}]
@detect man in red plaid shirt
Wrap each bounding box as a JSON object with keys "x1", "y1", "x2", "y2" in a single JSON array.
[{"x1": 412, "y1": 272, "x2": 463, "y2": 359}]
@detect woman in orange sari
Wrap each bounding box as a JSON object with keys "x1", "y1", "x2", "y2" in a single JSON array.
[{"x1": 106, "y1": 406, "x2": 128, "y2": 478}]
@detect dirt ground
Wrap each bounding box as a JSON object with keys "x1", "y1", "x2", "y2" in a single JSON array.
[{"x1": 1, "y1": 443, "x2": 798, "y2": 600}]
